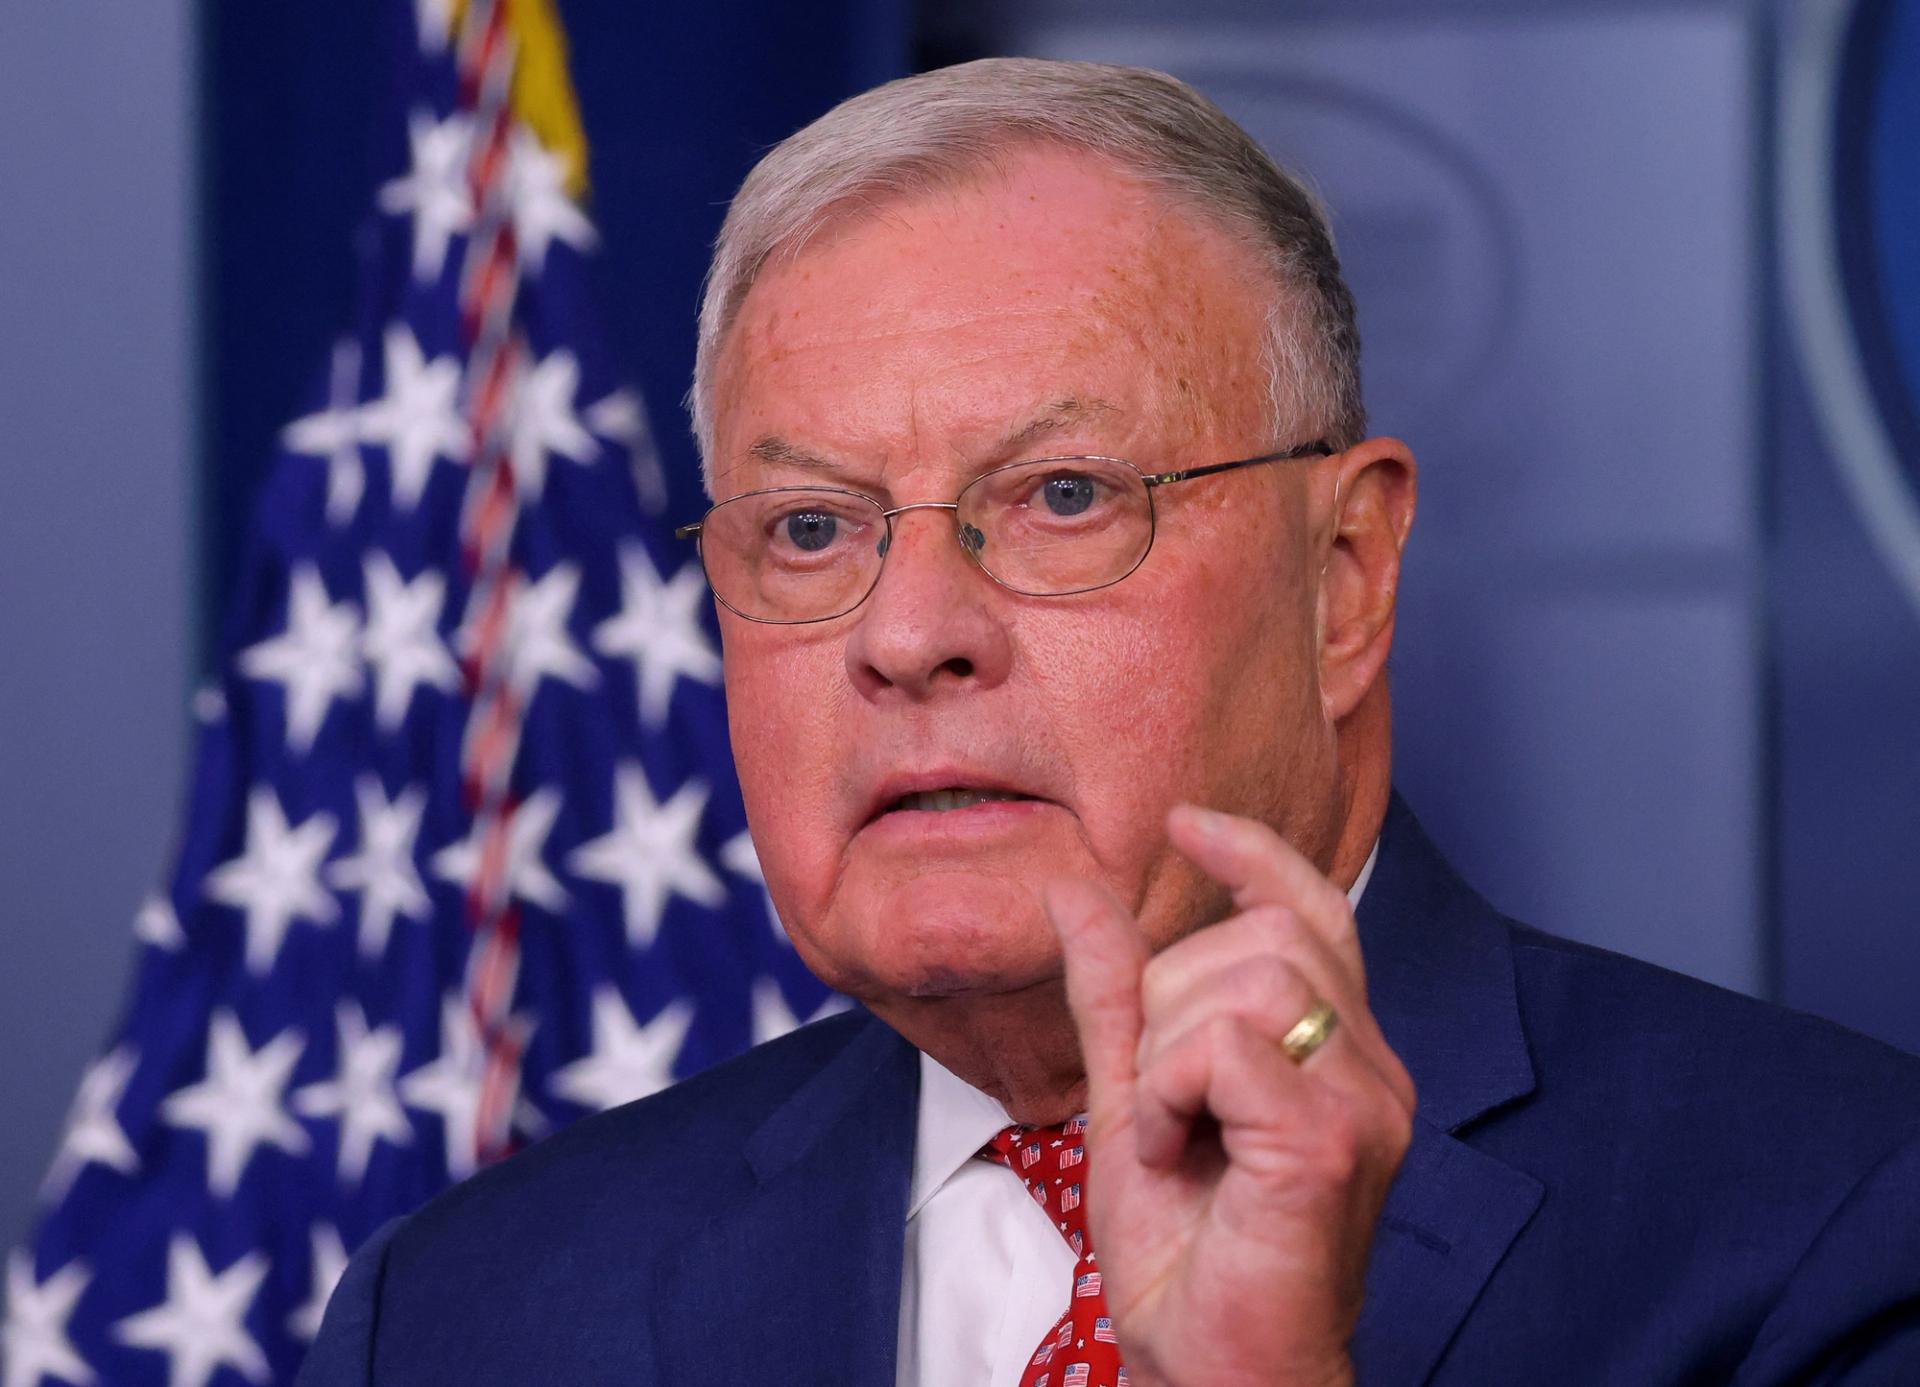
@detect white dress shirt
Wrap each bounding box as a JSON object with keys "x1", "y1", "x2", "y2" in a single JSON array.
[{"x1": 895, "y1": 842, "x2": 1380, "y2": 1387}]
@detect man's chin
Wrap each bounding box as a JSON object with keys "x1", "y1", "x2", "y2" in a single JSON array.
[
  {"x1": 793, "y1": 869, "x2": 1065, "y2": 1005},
  {"x1": 890, "y1": 957, "x2": 1058, "y2": 1000}
]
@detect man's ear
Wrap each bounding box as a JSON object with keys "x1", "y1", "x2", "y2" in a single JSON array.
[{"x1": 1314, "y1": 437, "x2": 1417, "y2": 724}]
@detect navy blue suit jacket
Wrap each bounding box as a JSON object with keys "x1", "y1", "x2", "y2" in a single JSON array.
[{"x1": 301, "y1": 796, "x2": 1920, "y2": 1384}]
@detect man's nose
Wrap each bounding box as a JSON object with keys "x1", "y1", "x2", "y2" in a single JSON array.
[{"x1": 843, "y1": 506, "x2": 1014, "y2": 700}]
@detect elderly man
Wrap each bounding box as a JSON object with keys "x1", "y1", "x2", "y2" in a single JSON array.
[{"x1": 302, "y1": 58, "x2": 1920, "y2": 1386}]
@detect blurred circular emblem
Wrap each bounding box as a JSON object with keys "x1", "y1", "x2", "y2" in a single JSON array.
[{"x1": 1782, "y1": 0, "x2": 1920, "y2": 616}]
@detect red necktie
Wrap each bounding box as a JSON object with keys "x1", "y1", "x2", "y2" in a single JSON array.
[{"x1": 982, "y1": 1118, "x2": 1128, "y2": 1387}]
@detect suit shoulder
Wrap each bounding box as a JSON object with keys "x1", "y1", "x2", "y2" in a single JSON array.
[
  {"x1": 337, "y1": 1011, "x2": 893, "y2": 1377},
  {"x1": 1500, "y1": 918, "x2": 1920, "y2": 1157},
  {"x1": 394, "y1": 1008, "x2": 872, "y2": 1252}
]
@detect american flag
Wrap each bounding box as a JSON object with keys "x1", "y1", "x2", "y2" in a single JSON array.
[{"x1": 2, "y1": 2, "x2": 836, "y2": 1383}]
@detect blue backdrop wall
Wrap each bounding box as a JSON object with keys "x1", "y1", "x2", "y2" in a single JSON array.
[{"x1": 6, "y1": 0, "x2": 1919, "y2": 1257}]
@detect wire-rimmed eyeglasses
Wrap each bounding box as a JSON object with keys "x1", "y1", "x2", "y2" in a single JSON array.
[{"x1": 674, "y1": 440, "x2": 1334, "y2": 625}]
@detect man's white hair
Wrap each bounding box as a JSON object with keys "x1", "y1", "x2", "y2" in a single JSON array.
[{"x1": 688, "y1": 57, "x2": 1365, "y2": 487}]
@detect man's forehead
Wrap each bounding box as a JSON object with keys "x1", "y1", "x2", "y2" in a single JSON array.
[
  {"x1": 736, "y1": 155, "x2": 1244, "y2": 340},
  {"x1": 716, "y1": 396, "x2": 1129, "y2": 492},
  {"x1": 748, "y1": 396, "x2": 1121, "y2": 461},
  {"x1": 708, "y1": 151, "x2": 1274, "y2": 485}
]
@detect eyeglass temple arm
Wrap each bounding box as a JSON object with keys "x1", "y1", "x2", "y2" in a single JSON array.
[
  {"x1": 1140, "y1": 440, "x2": 1334, "y2": 489},
  {"x1": 674, "y1": 522, "x2": 703, "y2": 540}
]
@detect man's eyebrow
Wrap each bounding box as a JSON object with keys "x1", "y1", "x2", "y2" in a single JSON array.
[
  {"x1": 999, "y1": 397, "x2": 1122, "y2": 452},
  {"x1": 745, "y1": 435, "x2": 838, "y2": 471}
]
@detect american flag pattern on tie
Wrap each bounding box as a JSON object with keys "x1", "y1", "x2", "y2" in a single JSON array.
[
  {"x1": 2, "y1": 2, "x2": 837, "y2": 1383},
  {"x1": 985, "y1": 1120, "x2": 1129, "y2": 1387}
]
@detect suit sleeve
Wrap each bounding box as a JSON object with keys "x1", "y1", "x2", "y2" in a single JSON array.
[
  {"x1": 294, "y1": 1215, "x2": 409, "y2": 1387},
  {"x1": 1732, "y1": 1125, "x2": 1920, "y2": 1385}
]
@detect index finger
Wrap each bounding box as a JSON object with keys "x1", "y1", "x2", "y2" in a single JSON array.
[
  {"x1": 1166, "y1": 804, "x2": 1365, "y2": 977},
  {"x1": 1044, "y1": 876, "x2": 1149, "y2": 1135}
]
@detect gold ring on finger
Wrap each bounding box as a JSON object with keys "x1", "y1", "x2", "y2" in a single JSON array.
[{"x1": 1281, "y1": 999, "x2": 1339, "y2": 1064}]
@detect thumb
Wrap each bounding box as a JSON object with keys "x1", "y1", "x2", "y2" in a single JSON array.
[{"x1": 1045, "y1": 877, "x2": 1149, "y2": 1136}]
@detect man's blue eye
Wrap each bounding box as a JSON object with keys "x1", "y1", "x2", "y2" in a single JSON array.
[
  {"x1": 1042, "y1": 474, "x2": 1096, "y2": 516},
  {"x1": 785, "y1": 511, "x2": 839, "y2": 551}
]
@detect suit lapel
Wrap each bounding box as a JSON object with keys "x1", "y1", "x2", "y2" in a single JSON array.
[
  {"x1": 651, "y1": 1017, "x2": 919, "y2": 1387},
  {"x1": 1347, "y1": 794, "x2": 1545, "y2": 1383},
  {"x1": 1352, "y1": 1118, "x2": 1544, "y2": 1383}
]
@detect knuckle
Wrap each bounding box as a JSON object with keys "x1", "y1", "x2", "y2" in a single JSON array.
[
  {"x1": 1236, "y1": 953, "x2": 1303, "y2": 1006},
  {"x1": 1382, "y1": 1100, "x2": 1414, "y2": 1155},
  {"x1": 1138, "y1": 953, "x2": 1180, "y2": 1017},
  {"x1": 1387, "y1": 1055, "x2": 1418, "y2": 1114},
  {"x1": 1239, "y1": 904, "x2": 1305, "y2": 953},
  {"x1": 1143, "y1": 1012, "x2": 1207, "y2": 1071},
  {"x1": 1308, "y1": 1105, "x2": 1365, "y2": 1174},
  {"x1": 1204, "y1": 1011, "x2": 1253, "y2": 1058}
]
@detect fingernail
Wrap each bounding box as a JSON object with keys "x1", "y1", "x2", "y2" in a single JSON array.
[{"x1": 1176, "y1": 803, "x2": 1227, "y2": 835}]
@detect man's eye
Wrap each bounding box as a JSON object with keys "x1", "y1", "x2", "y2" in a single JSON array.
[
  {"x1": 1039, "y1": 473, "x2": 1098, "y2": 517},
  {"x1": 782, "y1": 510, "x2": 841, "y2": 552}
]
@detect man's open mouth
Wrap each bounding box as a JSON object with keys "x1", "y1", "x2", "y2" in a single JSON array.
[{"x1": 885, "y1": 788, "x2": 1042, "y2": 814}]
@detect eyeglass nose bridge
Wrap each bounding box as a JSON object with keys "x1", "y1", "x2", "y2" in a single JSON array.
[
  {"x1": 874, "y1": 499, "x2": 990, "y2": 567},
  {"x1": 878, "y1": 500, "x2": 960, "y2": 520}
]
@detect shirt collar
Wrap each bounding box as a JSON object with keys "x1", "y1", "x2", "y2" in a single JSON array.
[
  {"x1": 908, "y1": 1051, "x2": 1015, "y2": 1219},
  {"x1": 907, "y1": 836, "x2": 1382, "y2": 1220}
]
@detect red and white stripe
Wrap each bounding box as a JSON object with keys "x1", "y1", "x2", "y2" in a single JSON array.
[{"x1": 453, "y1": 0, "x2": 533, "y2": 1168}]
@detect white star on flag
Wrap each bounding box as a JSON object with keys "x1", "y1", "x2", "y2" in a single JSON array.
[
  {"x1": 722, "y1": 829, "x2": 791, "y2": 944},
  {"x1": 111, "y1": 1235, "x2": 269, "y2": 1387},
  {"x1": 159, "y1": 1012, "x2": 309, "y2": 1198},
  {"x1": 358, "y1": 323, "x2": 469, "y2": 511},
  {"x1": 3, "y1": 1252, "x2": 95, "y2": 1387},
  {"x1": 327, "y1": 775, "x2": 431, "y2": 959},
  {"x1": 237, "y1": 566, "x2": 363, "y2": 754},
  {"x1": 133, "y1": 893, "x2": 184, "y2": 952},
  {"x1": 506, "y1": 348, "x2": 599, "y2": 500},
  {"x1": 360, "y1": 550, "x2": 461, "y2": 730},
  {"x1": 40, "y1": 1043, "x2": 141, "y2": 1202},
  {"x1": 548, "y1": 986, "x2": 693, "y2": 1113},
  {"x1": 414, "y1": 0, "x2": 451, "y2": 53},
  {"x1": 568, "y1": 764, "x2": 725, "y2": 949},
  {"x1": 204, "y1": 786, "x2": 340, "y2": 974},
  {"x1": 281, "y1": 337, "x2": 367, "y2": 525},
  {"x1": 293, "y1": 1002, "x2": 412, "y2": 1184},
  {"x1": 401, "y1": 994, "x2": 523, "y2": 1180},
  {"x1": 504, "y1": 125, "x2": 597, "y2": 274},
  {"x1": 585, "y1": 387, "x2": 667, "y2": 513},
  {"x1": 752, "y1": 977, "x2": 851, "y2": 1046},
  {"x1": 591, "y1": 545, "x2": 720, "y2": 728},
  {"x1": 287, "y1": 1225, "x2": 350, "y2": 1345},
  {"x1": 464, "y1": 561, "x2": 599, "y2": 704},
  {"x1": 432, "y1": 786, "x2": 568, "y2": 915},
  {"x1": 378, "y1": 109, "x2": 474, "y2": 282}
]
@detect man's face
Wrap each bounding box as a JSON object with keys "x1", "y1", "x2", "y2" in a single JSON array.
[{"x1": 706, "y1": 147, "x2": 1341, "y2": 1015}]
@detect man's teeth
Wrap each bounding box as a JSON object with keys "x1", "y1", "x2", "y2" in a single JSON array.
[{"x1": 893, "y1": 788, "x2": 1032, "y2": 813}]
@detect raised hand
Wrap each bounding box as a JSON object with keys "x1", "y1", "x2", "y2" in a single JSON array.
[{"x1": 1045, "y1": 804, "x2": 1416, "y2": 1387}]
